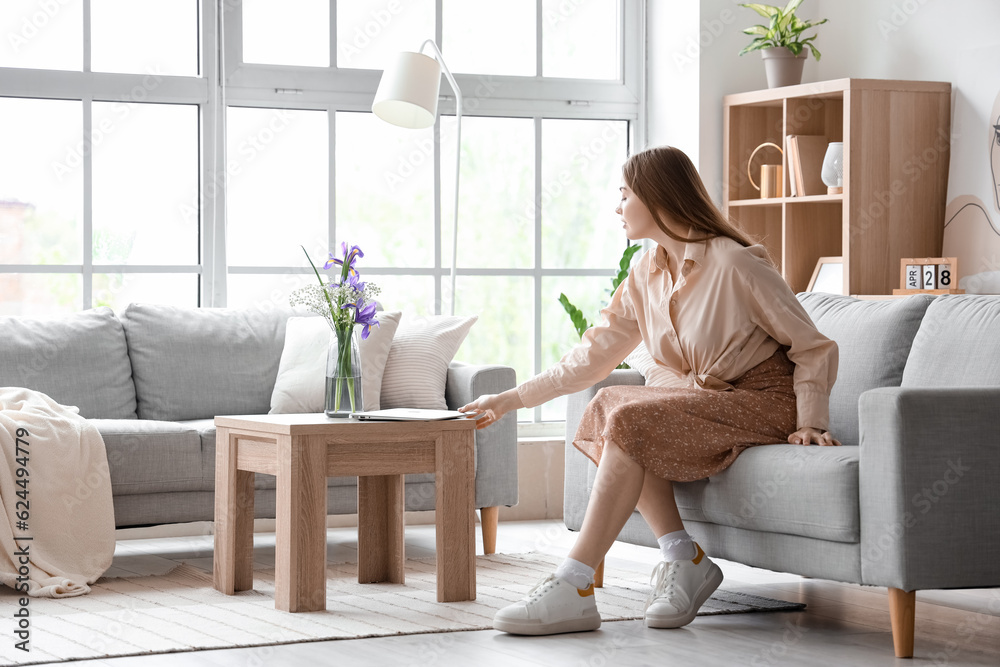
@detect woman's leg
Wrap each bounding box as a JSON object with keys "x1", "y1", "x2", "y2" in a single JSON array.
[
  {"x1": 635, "y1": 472, "x2": 684, "y2": 537},
  {"x1": 567, "y1": 440, "x2": 647, "y2": 569}
]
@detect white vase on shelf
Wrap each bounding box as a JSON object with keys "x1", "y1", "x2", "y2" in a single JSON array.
[{"x1": 821, "y1": 142, "x2": 844, "y2": 194}]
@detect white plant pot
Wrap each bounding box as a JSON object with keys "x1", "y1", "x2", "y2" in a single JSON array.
[{"x1": 761, "y1": 47, "x2": 807, "y2": 88}]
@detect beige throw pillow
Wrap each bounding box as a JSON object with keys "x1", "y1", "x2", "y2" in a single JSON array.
[
  {"x1": 379, "y1": 315, "x2": 478, "y2": 410},
  {"x1": 269, "y1": 312, "x2": 402, "y2": 413}
]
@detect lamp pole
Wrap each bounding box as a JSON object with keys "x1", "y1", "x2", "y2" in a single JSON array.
[{"x1": 419, "y1": 39, "x2": 462, "y2": 316}]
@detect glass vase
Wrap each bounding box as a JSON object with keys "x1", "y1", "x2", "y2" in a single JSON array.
[{"x1": 325, "y1": 324, "x2": 363, "y2": 418}]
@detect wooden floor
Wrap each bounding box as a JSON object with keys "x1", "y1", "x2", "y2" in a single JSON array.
[{"x1": 62, "y1": 519, "x2": 1000, "y2": 666}]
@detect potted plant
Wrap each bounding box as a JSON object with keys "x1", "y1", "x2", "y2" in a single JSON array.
[{"x1": 739, "y1": 0, "x2": 827, "y2": 88}]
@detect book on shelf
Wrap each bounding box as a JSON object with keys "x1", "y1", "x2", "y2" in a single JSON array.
[
  {"x1": 785, "y1": 135, "x2": 799, "y2": 197},
  {"x1": 786, "y1": 134, "x2": 829, "y2": 196}
]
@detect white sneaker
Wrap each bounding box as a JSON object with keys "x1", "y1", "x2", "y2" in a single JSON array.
[
  {"x1": 493, "y1": 574, "x2": 602, "y2": 635},
  {"x1": 644, "y1": 542, "x2": 724, "y2": 629}
]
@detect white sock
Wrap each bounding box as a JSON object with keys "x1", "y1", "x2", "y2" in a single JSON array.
[
  {"x1": 554, "y1": 557, "x2": 595, "y2": 589},
  {"x1": 657, "y1": 529, "x2": 697, "y2": 562}
]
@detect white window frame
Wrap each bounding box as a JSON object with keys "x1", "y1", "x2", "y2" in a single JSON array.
[
  {"x1": 218, "y1": 1, "x2": 646, "y2": 434},
  {"x1": 0, "y1": 0, "x2": 215, "y2": 309},
  {"x1": 0, "y1": 1, "x2": 645, "y2": 435}
]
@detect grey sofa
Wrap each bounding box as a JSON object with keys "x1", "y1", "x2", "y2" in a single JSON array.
[
  {"x1": 0, "y1": 303, "x2": 518, "y2": 552},
  {"x1": 564, "y1": 293, "x2": 1000, "y2": 658}
]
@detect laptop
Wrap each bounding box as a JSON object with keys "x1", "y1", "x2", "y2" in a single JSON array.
[{"x1": 349, "y1": 408, "x2": 485, "y2": 421}]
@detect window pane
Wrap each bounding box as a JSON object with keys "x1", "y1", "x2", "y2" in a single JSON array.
[
  {"x1": 243, "y1": 0, "x2": 329, "y2": 67},
  {"x1": 0, "y1": 1, "x2": 82, "y2": 71},
  {"x1": 0, "y1": 274, "x2": 81, "y2": 316},
  {"x1": 93, "y1": 273, "x2": 198, "y2": 312},
  {"x1": 454, "y1": 275, "x2": 532, "y2": 421},
  {"x1": 542, "y1": 0, "x2": 619, "y2": 79},
  {"x1": 442, "y1": 116, "x2": 534, "y2": 269},
  {"x1": 226, "y1": 273, "x2": 313, "y2": 311},
  {"x1": 226, "y1": 107, "x2": 329, "y2": 267},
  {"x1": 337, "y1": 0, "x2": 434, "y2": 70},
  {"x1": 91, "y1": 0, "x2": 197, "y2": 75},
  {"x1": 0, "y1": 98, "x2": 82, "y2": 265},
  {"x1": 336, "y1": 112, "x2": 434, "y2": 269},
  {"x1": 442, "y1": 0, "x2": 534, "y2": 76},
  {"x1": 365, "y1": 275, "x2": 435, "y2": 316},
  {"x1": 540, "y1": 275, "x2": 615, "y2": 420},
  {"x1": 92, "y1": 102, "x2": 198, "y2": 265},
  {"x1": 542, "y1": 119, "x2": 628, "y2": 268}
]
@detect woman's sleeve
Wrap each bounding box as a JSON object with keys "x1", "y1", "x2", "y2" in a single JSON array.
[
  {"x1": 742, "y1": 253, "x2": 839, "y2": 431},
  {"x1": 517, "y1": 275, "x2": 643, "y2": 409}
]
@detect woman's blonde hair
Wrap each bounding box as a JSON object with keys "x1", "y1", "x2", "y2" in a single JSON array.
[{"x1": 622, "y1": 146, "x2": 755, "y2": 248}]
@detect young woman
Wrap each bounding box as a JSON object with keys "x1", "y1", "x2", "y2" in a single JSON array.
[{"x1": 460, "y1": 146, "x2": 840, "y2": 636}]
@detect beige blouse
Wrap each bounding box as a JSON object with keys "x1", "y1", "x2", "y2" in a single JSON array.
[{"x1": 518, "y1": 234, "x2": 839, "y2": 431}]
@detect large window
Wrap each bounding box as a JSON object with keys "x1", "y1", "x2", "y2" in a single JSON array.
[{"x1": 1, "y1": 1, "x2": 643, "y2": 427}]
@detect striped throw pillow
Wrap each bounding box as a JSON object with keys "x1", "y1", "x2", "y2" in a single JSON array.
[{"x1": 379, "y1": 315, "x2": 478, "y2": 410}]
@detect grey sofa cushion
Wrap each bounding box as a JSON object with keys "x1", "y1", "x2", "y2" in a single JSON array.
[
  {"x1": 121, "y1": 304, "x2": 294, "y2": 421},
  {"x1": 675, "y1": 444, "x2": 861, "y2": 543},
  {"x1": 92, "y1": 419, "x2": 204, "y2": 495},
  {"x1": 0, "y1": 307, "x2": 137, "y2": 419},
  {"x1": 902, "y1": 295, "x2": 1000, "y2": 387},
  {"x1": 797, "y1": 293, "x2": 934, "y2": 446}
]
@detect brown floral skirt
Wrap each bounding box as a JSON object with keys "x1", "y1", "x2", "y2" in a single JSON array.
[{"x1": 573, "y1": 347, "x2": 797, "y2": 482}]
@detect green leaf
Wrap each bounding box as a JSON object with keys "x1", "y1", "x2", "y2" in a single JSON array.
[
  {"x1": 782, "y1": 0, "x2": 805, "y2": 18},
  {"x1": 739, "y1": 37, "x2": 770, "y2": 55},
  {"x1": 740, "y1": 3, "x2": 781, "y2": 19},
  {"x1": 807, "y1": 42, "x2": 822, "y2": 60},
  {"x1": 743, "y1": 25, "x2": 769, "y2": 36},
  {"x1": 558, "y1": 293, "x2": 591, "y2": 339},
  {"x1": 786, "y1": 41, "x2": 803, "y2": 55},
  {"x1": 796, "y1": 17, "x2": 828, "y2": 30},
  {"x1": 301, "y1": 245, "x2": 337, "y2": 322}
]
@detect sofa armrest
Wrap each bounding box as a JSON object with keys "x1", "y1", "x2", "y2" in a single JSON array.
[
  {"x1": 859, "y1": 386, "x2": 1000, "y2": 590},
  {"x1": 445, "y1": 362, "x2": 518, "y2": 508},
  {"x1": 563, "y1": 369, "x2": 645, "y2": 530}
]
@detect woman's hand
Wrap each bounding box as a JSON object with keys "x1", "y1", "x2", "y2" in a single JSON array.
[
  {"x1": 788, "y1": 427, "x2": 841, "y2": 446},
  {"x1": 459, "y1": 389, "x2": 525, "y2": 430}
]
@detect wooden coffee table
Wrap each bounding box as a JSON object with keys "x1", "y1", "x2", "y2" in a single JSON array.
[{"x1": 212, "y1": 413, "x2": 477, "y2": 612}]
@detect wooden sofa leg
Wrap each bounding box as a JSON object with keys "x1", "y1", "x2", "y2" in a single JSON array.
[
  {"x1": 594, "y1": 559, "x2": 605, "y2": 588},
  {"x1": 888, "y1": 587, "x2": 916, "y2": 658},
  {"x1": 480, "y1": 506, "x2": 498, "y2": 554}
]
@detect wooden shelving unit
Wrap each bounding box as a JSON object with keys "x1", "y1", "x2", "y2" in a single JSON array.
[{"x1": 723, "y1": 78, "x2": 952, "y2": 295}]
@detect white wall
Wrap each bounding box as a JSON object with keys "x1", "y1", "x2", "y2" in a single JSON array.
[{"x1": 646, "y1": 0, "x2": 1000, "y2": 292}]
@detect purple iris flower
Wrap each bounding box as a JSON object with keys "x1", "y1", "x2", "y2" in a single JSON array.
[
  {"x1": 343, "y1": 271, "x2": 366, "y2": 293},
  {"x1": 325, "y1": 243, "x2": 365, "y2": 275},
  {"x1": 342, "y1": 299, "x2": 380, "y2": 339}
]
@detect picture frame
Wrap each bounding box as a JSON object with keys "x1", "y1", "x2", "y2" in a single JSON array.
[{"x1": 806, "y1": 256, "x2": 844, "y2": 294}]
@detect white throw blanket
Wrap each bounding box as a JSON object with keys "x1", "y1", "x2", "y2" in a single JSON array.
[{"x1": 0, "y1": 388, "x2": 115, "y2": 597}]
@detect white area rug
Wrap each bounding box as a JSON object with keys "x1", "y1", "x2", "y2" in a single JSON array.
[{"x1": 0, "y1": 552, "x2": 804, "y2": 665}]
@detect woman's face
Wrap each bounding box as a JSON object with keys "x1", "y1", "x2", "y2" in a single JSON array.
[
  {"x1": 991, "y1": 88, "x2": 1000, "y2": 214},
  {"x1": 616, "y1": 182, "x2": 658, "y2": 241}
]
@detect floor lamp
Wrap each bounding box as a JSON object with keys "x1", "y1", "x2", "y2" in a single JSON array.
[{"x1": 372, "y1": 40, "x2": 462, "y2": 316}]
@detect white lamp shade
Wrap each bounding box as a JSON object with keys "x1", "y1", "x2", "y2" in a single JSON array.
[{"x1": 372, "y1": 51, "x2": 442, "y2": 129}]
